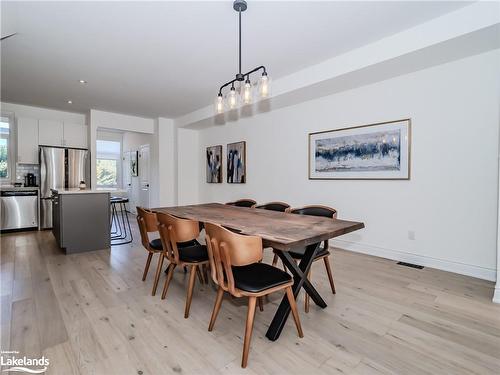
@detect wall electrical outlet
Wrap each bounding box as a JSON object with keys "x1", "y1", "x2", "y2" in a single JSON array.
[{"x1": 408, "y1": 230, "x2": 416, "y2": 240}]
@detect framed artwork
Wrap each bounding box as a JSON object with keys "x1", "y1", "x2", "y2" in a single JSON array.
[
  {"x1": 227, "y1": 141, "x2": 246, "y2": 183},
  {"x1": 309, "y1": 119, "x2": 411, "y2": 180},
  {"x1": 130, "y1": 150, "x2": 139, "y2": 177},
  {"x1": 206, "y1": 145, "x2": 223, "y2": 183}
]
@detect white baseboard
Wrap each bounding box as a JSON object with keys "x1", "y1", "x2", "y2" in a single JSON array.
[
  {"x1": 493, "y1": 286, "x2": 500, "y2": 304},
  {"x1": 332, "y1": 239, "x2": 497, "y2": 282}
]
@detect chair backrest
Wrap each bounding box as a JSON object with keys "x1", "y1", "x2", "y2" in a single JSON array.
[
  {"x1": 156, "y1": 212, "x2": 200, "y2": 263},
  {"x1": 225, "y1": 199, "x2": 257, "y2": 208},
  {"x1": 205, "y1": 222, "x2": 263, "y2": 294},
  {"x1": 289, "y1": 205, "x2": 337, "y2": 219},
  {"x1": 290, "y1": 205, "x2": 337, "y2": 249},
  {"x1": 136, "y1": 207, "x2": 158, "y2": 249},
  {"x1": 255, "y1": 201, "x2": 290, "y2": 212}
]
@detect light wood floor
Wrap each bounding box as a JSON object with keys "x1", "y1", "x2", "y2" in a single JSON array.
[{"x1": 1, "y1": 219, "x2": 499, "y2": 375}]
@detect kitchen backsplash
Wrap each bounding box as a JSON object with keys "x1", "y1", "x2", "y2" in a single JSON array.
[{"x1": 16, "y1": 163, "x2": 40, "y2": 185}]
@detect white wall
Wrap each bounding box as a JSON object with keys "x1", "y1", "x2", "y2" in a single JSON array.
[
  {"x1": 194, "y1": 50, "x2": 500, "y2": 281},
  {"x1": 122, "y1": 131, "x2": 152, "y2": 153},
  {"x1": 151, "y1": 118, "x2": 177, "y2": 207},
  {"x1": 177, "y1": 128, "x2": 200, "y2": 205}
]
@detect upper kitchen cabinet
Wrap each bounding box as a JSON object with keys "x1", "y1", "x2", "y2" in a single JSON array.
[
  {"x1": 17, "y1": 117, "x2": 39, "y2": 164},
  {"x1": 38, "y1": 119, "x2": 64, "y2": 146},
  {"x1": 38, "y1": 120, "x2": 88, "y2": 149},
  {"x1": 63, "y1": 123, "x2": 87, "y2": 149}
]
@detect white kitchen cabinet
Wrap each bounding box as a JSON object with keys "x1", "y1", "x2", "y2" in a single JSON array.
[
  {"x1": 38, "y1": 120, "x2": 64, "y2": 146},
  {"x1": 63, "y1": 123, "x2": 88, "y2": 149},
  {"x1": 17, "y1": 117, "x2": 39, "y2": 164}
]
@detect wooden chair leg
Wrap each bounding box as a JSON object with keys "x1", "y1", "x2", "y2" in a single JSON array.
[
  {"x1": 258, "y1": 297, "x2": 264, "y2": 312},
  {"x1": 323, "y1": 256, "x2": 336, "y2": 294},
  {"x1": 305, "y1": 269, "x2": 311, "y2": 313},
  {"x1": 202, "y1": 264, "x2": 209, "y2": 285},
  {"x1": 208, "y1": 286, "x2": 224, "y2": 331},
  {"x1": 151, "y1": 253, "x2": 165, "y2": 296},
  {"x1": 161, "y1": 263, "x2": 177, "y2": 299},
  {"x1": 184, "y1": 265, "x2": 197, "y2": 318},
  {"x1": 286, "y1": 286, "x2": 304, "y2": 338},
  {"x1": 272, "y1": 253, "x2": 278, "y2": 267},
  {"x1": 142, "y1": 252, "x2": 153, "y2": 281},
  {"x1": 241, "y1": 296, "x2": 257, "y2": 368},
  {"x1": 196, "y1": 266, "x2": 204, "y2": 284}
]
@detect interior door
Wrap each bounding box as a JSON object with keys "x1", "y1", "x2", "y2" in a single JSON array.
[{"x1": 139, "y1": 144, "x2": 150, "y2": 208}]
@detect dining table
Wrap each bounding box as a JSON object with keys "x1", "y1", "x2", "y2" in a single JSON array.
[{"x1": 152, "y1": 203, "x2": 365, "y2": 341}]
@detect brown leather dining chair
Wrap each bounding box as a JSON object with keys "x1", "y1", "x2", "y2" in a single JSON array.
[
  {"x1": 136, "y1": 207, "x2": 163, "y2": 283},
  {"x1": 225, "y1": 199, "x2": 257, "y2": 208},
  {"x1": 205, "y1": 222, "x2": 303, "y2": 368},
  {"x1": 255, "y1": 201, "x2": 291, "y2": 212},
  {"x1": 156, "y1": 212, "x2": 209, "y2": 318},
  {"x1": 272, "y1": 205, "x2": 338, "y2": 313}
]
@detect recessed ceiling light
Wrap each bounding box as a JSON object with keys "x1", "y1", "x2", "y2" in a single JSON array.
[
  {"x1": 67, "y1": 100, "x2": 73, "y2": 104},
  {"x1": 78, "y1": 80, "x2": 87, "y2": 84}
]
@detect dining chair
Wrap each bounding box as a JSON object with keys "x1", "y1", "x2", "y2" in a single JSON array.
[
  {"x1": 156, "y1": 212, "x2": 210, "y2": 318},
  {"x1": 136, "y1": 207, "x2": 163, "y2": 283},
  {"x1": 205, "y1": 222, "x2": 303, "y2": 368},
  {"x1": 255, "y1": 201, "x2": 291, "y2": 212},
  {"x1": 272, "y1": 205, "x2": 337, "y2": 313},
  {"x1": 225, "y1": 199, "x2": 257, "y2": 208}
]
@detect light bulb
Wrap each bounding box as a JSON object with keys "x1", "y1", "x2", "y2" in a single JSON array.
[
  {"x1": 242, "y1": 79, "x2": 253, "y2": 105},
  {"x1": 258, "y1": 73, "x2": 271, "y2": 98},
  {"x1": 227, "y1": 86, "x2": 239, "y2": 109},
  {"x1": 214, "y1": 94, "x2": 224, "y2": 114}
]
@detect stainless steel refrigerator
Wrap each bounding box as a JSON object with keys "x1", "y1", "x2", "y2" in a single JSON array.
[{"x1": 39, "y1": 147, "x2": 90, "y2": 229}]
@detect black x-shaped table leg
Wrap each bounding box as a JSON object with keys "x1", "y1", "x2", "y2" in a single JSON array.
[{"x1": 265, "y1": 242, "x2": 327, "y2": 341}]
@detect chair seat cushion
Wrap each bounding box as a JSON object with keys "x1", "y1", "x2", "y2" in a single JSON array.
[
  {"x1": 179, "y1": 244, "x2": 209, "y2": 263},
  {"x1": 232, "y1": 263, "x2": 292, "y2": 293},
  {"x1": 149, "y1": 238, "x2": 163, "y2": 251},
  {"x1": 288, "y1": 247, "x2": 330, "y2": 259}
]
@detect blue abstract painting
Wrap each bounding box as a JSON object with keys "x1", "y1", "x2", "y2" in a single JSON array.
[
  {"x1": 309, "y1": 120, "x2": 410, "y2": 179},
  {"x1": 315, "y1": 129, "x2": 401, "y2": 172}
]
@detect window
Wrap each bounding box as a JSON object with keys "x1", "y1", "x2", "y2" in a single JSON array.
[
  {"x1": 96, "y1": 139, "x2": 122, "y2": 188},
  {"x1": 0, "y1": 115, "x2": 12, "y2": 180}
]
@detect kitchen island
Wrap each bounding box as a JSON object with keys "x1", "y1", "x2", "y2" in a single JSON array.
[{"x1": 51, "y1": 188, "x2": 112, "y2": 253}]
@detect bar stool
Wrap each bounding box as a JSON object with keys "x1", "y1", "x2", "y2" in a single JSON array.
[{"x1": 110, "y1": 196, "x2": 133, "y2": 245}]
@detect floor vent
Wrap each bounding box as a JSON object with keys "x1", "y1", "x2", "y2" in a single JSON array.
[{"x1": 397, "y1": 261, "x2": 424, "y2": 269}]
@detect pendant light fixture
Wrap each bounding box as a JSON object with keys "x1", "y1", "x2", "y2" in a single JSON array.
[{"x1": 214, "y1": 0, "x2": 271, "y2": 114}]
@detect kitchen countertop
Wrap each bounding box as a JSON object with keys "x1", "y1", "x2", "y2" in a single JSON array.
[{"x1": 52, "y1": 188, "x2": 126, "y2": 195}]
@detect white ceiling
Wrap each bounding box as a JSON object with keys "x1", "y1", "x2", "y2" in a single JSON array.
[{"x1": 1, "y1": 1, "x2": 470, "y2": 119}]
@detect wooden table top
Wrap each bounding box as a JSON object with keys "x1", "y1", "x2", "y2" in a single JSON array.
[{"x1": 152, "y1": 203, "x2": 364, "y2": 251}]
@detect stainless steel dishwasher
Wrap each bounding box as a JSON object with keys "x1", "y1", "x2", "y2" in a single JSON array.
[{"x1": 0, "y1": 190, "x2": 38, "y2": 230}]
